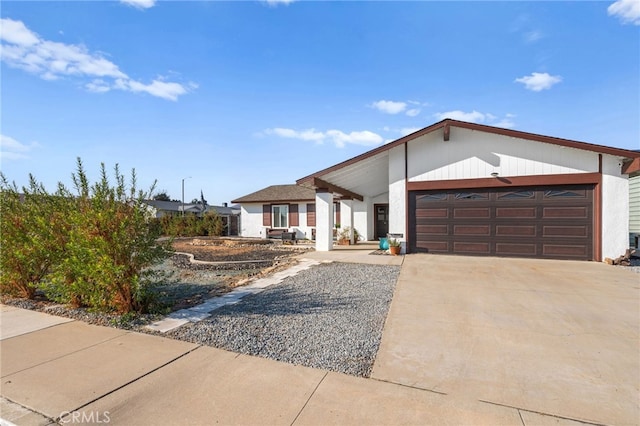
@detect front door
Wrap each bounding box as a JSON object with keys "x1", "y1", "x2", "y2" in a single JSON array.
[{"x1": 375, "y1": 204, "x2": 389, "y2": 239}]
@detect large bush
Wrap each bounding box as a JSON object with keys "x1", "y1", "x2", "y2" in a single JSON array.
[
  {"x1": 0, "y1": 159, "x2": 170, "y2": 313},
  {"x1": 0, "y1": 176, "x2": 69, "y2": 298}
]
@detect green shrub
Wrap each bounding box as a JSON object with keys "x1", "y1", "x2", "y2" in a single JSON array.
[
  {"x1": 0, "y1": 176, "x2": 69, "y2": 298},
  {"x1": 42, "y1": 159, "x2": 170, "y2": 313},
  {"x1": 155, "y1": 211, "x2": 223, "y2": 237}
]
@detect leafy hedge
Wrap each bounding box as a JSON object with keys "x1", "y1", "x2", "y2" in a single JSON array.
[
  {"x1": 0, "y1": 159, "x2": 170, "y2": 313},
  {"x1": 153, "y1": 212, "x2": 224, "y2": 237}
]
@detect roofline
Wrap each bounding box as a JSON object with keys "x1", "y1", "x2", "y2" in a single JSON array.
[
  {"x1": 230, "y1": 198, "x2": 316, "y2": 204},
  {"x1": 296, "y1": 119, "x2": 640, "y2": 184}
]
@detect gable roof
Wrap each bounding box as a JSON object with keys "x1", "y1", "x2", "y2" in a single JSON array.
[
  {"x1": 297, "y1": 119, "x2": 640, "y2": 184},
  {"x1": 231, "y1": 184, "x2": 316, "y2": 204}
]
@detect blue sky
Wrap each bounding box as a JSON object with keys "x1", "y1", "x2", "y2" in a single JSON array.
[{"x1": 1, "y1": 0, "x2": 639, "y2": 205}]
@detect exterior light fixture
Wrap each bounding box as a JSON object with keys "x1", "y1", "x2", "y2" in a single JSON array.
[{"x1": 490, "y1": 172, "x2": 499, "y2": 177}]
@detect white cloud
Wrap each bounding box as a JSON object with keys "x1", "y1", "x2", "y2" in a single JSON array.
[
  {"x1": 608, "y1": 0, "x2": 640, "y2": 25},
  {"x1": 524, "y1": 30, "x2": 543, "y2": 43},
  {"x1": 0, "y1": 18, "x2": 194, "y2": 101},
  {"x1": 265, "y1": 127, "x2": 383, "y2": 148},
  {"x1": 515, "y1": 72, "x2": 562, "y2": 91},
  {"x1": 401, "y1": 127, "x2": 421, "y2": 136},
  {"x1": 267, "y1": 128, "x2": 325, "y2": 142},
  {"x1": 326, "y1": 130, "x2": 383, "y2": 148},
  {"x1": 406, "y1": 108, "x2": 421, "y2": 117},
  {"x1": 434, "y1": 110, "x2": 487, "y2": 122},
  {"x1": 0, "y1": 134, "x2": 40, "y2": 161},
  {"x1": 0, "y1": 18, "x2": 39, "y2": 46},
  {"x1": 120, "y1": 0, "x2": 156, "y2": 9},
  {"x1": 370, "y1": 100, "x2": 407, "y2": 115},
  {"x1": 263, "y1": 0, "x2": 296, "y2": 6},
  {"x1": 433, "y1": 110, "x2": 516, "y2": 129}
]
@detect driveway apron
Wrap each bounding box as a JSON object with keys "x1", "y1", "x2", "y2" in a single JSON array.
[{"x1": 371, "y1": 254, "x2": 639, "y2": 426}]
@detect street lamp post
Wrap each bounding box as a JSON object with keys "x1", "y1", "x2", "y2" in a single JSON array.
[{"x1": 181, "y1": 176, "x2": 192, "y2": 217}]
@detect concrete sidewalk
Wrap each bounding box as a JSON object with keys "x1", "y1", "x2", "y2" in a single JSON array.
[{"x1": 1, "y1": 306, "x2": 533, "y2": 426}]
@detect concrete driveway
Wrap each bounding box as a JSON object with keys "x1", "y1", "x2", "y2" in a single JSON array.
[{"x1": 371, "y1": 255, "x2": 639, "y2": 426}]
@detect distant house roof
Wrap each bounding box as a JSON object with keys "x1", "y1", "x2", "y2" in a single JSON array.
[
  {"x1": 231, "y1": 184, "x2": 316, "y2": 203},
  {"x1": 144, "y1": 200, "x2": 239, "y2": 215}
]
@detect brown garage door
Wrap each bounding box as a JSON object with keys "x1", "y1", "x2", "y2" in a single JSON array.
[{"x1": 409, "y1": 185, "x2": 594, "y2": 260}]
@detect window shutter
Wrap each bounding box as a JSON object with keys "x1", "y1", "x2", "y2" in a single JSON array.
[
  {"x1": 262, "y1": 204, "x2": 271, "y2": 226},
  {"x1": 335, "y1": 202, "x2": 341, "y2": 225},
  {"x1": 289, "y1": 204, "x2": 299, "y2": 226},
  {"x1": 307, "y1": 203, "x2": 316, "y2": 226}
]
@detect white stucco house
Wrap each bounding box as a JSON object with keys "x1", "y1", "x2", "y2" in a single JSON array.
[
  {"x1": 232, "y1": 185, "x2": 326, "y2": 240},
  {"x1": 295, "y1": 119, "x2": 640, "y2": 261}
]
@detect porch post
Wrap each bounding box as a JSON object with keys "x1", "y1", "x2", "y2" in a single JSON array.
[
  {"x1": 315, "y1": 190, "x2": 334, "y2": 251},
  {"x1": 340, "y1": 199, "x2": 354, "y2": 243}
]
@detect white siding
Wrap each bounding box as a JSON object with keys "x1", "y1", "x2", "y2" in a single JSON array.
[
  {"x1": 630, "y1": 174, "x2": 640, "y2": 234},
  {"x1": 239, "y1": 202, "x2": 315, "y2": 240},
  {"x1": 389, "y1": 145, "x2": 406, "y2": 244},
  {"x1": 240, "y1": 204, "x2": 265, "y2": 238},
  {"x1": 408, "y1": 127, "x2": 598, "y2": 181},
  {"x1": 602, "y1": 156, "x2": 630, "y2": 258}
]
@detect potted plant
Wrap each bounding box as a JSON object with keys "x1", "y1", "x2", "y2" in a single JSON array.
[
  {"x1": 337, "y1": 226, "x2": 352, "y2": 245},
  {"x1": 388, "y1": 238, "x2": 401, "y2": 255}
]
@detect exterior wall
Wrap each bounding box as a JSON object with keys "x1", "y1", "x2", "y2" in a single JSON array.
[
  {"x1": 408, "y1": 128, "x2": 598, "y2": 181},
  {"x1": 315, "y1": 192, "x2": 334, "y2": 251},
  {"x1": 240, "y1": 204, "x2": 265, "y2": 238},
  {"x1": 388, "y1": 145, "x2": 406, "y2": 252},
  {"x1": 239, "y1": 202, "x2": 315, "y2": 239},
  {"x1": 602, "y1": 155, "x2": 630, "y2": 258},
  {"x1": 353, "y1": 200, "x2": 369, "y2": 241},
  {"x1": 399, "y1": 127, "x2": 629, "y2": 261},
  {"x1": 630, "y1": 174, "x2": 640, "y2": 239}
]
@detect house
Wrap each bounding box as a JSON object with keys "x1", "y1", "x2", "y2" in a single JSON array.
[
  {"x1": 295, "y1": 119, "x2": 640, "y2": 261},
  {"x1": 144, "y1": 200, "x2": 240, "y2": 236},
  {"x1": 232, "y1": 185, "x2": 316, "y2": 240}
]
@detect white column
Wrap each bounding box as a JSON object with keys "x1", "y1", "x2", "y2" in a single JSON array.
[
  {"x1": 340, "y1": 199, "x2": 354, "y2": 243},
  {"x1": 315, "y1": 190, "x2": 334, "y2": 251}
]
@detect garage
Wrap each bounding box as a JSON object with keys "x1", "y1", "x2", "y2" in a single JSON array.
[{"x1": 409, "y1": 184, "x2": 594, "y2": 260}]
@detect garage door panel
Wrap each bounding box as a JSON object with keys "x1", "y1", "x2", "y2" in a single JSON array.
[
  {"x1": 416, "y1": 240, "x2": 448, "y2": 252},
  {"x1": 416, "y1": 208, "x2": 448, "y2": 218},
  {"x1": 496, "y1": 207, "x2": 537, "y2": 218},
  {"x1": 543, "y1": 206, "x2": 588, "y2": 218},
  {"x1": 453, "y1": 241, "x2": 491, "y2": 254},
  {"x1": 453, "y1": 225, "x2": 491, "y2": 236},
  {"x1": 410, "y1": 184, "x2": 594, "y2": 260},
  {"x1": 543, "y1": 225, "x2": 589, "y2": 237},
  {"x1": 495, "y1": 225, "x2": 537, "y2": 236},
  {"x1": 542, "y1": 244, "x2": 588, "y2": 257},
  {"x1": 453, "y1": 208, "x2": 490, "y2": 218},
  {"x1": 495, "y1": 243, "x2": 537, "y2": 256},
  {"x1": 416, "y1": 225, "x2": 448, "y2": 235}
]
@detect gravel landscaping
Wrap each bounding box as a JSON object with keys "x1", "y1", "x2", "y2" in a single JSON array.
[{"x1": 169, "y1": 262, "x2": 400, "y2": 377}]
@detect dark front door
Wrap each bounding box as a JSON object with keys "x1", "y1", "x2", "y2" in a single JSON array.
[{"x1": 375, "y1": 204, "x2": 389, "y2": 239}]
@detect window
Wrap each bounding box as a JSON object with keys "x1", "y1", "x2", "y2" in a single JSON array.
[
  {"x1": 544, "y1": 189, "x2": 586, "y2": 198},
  {"x1": 454, "y1": 192, "x2": 488, "y2": 200},
  {"x1": 498, "y1": 190, "x2": 535, "y2": 200},
  {"x1": 272, "y1": 205, "x2": 288, "y2": 228}
]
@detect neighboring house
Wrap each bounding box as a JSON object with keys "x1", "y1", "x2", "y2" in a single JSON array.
[
  {"x1": 144, "y1": 200, "x2": 240, "y2": 236},
  {"x1": 295, "y1": 119, "x2": 640, "y2": 261},
  {"x1": 231, "y1": 185, "x2": 344, "y2": 240}
]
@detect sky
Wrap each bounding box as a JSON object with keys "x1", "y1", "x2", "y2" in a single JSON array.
[{"x1": 1, "y1": 0, "x2": 639, "y2": 205}]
